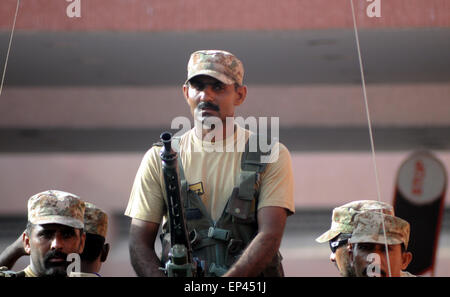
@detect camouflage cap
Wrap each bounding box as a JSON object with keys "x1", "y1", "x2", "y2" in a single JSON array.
[
  {"x1": 315, "y1": 200, "x2": 394, "y2": 243},
  {"x1": 27, "y1": 190, "x2": 85, "y2": 229},
  {"x1": 186, "y1": 50, "x2": 244, "y2": 85},
  {"x1": 84, "y1": 202, "x2": 108, "y2": 238},
  {"x1": 349, "y1": 212, "x2": 410, "y2": 249}
]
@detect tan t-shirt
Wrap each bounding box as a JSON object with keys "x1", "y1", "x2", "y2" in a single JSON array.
[
  {"x1": 400, "y1": 270, "x2": 416, "y2": 277},
  {"x1": 125, "y1": 125, "x2": 295, "y2": 223},
  {"x1": 22, "y1": 265, "x2": 37, "y2": 277}
]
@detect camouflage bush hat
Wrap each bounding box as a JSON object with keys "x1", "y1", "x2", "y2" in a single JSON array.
[
  {"x1": 186, "y1": 50, "x2": 244, "y2": 85},
  {"x1": 84, "y1": 202, "x2": 108, "y2": 238},
  {"x1": 27, "y1": 190, "x2": 85, "y2": 229},
  {"x1": 349, "y1": 212, "x2": 410, "y2": 249},
  {"x1": 315, "y1": 200, "x2": 394, "y2": 243}
]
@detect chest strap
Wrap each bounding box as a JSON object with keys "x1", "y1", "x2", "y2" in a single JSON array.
[
  {"x1": 170, "y1": 136, "x2": 189, "y2": 209},
  {"x1": 226, "y1": 133, "x2": 271, "y2": 220}
]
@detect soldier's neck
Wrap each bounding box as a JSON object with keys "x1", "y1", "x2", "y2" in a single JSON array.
[{"x1": 195, "y1": 121, "x2": 236, "y2": 143}]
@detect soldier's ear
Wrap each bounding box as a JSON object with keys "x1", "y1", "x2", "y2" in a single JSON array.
[
  {"x1": 78, "y1": 231, "x2": 86, "y2": 254},
  {"x1": 401, "y1": 251, "x2": 413, "y2": 270},
  {"x1": 234, "y1": 85, "x2": 247, "y2": 106},
  {"x1": 100, "y1": 243, "x2": 110, "y2": 262},
  {"x1": 23, "y1": 232, "x2": 31, "y2": 255},
  {"x1": 183, "y1": 84, "x2": 189, "y2": 102}
]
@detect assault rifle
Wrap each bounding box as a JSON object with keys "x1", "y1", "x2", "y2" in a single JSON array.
[{"x1": 159, "y1": 132, "x2": 201, "y2": 277}]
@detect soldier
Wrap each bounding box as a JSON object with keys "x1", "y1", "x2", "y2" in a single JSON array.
[
  {"x1": 125, "y1": 50, "x2": 295, "y2": 277},
  {"x1": 69, "y1": 202, "x2": 109, "y2": 277},
  {"x1": 0, "y1": 200, "x2": 109, "y2": 277},
  {"x1": 348, "y1": 211, "x2": 414, "y2": 277},
  {"x1": 0, "y1": 190, "x2": 86, "y2": 277},
  {"x1": 315, "y1": 200, "x2": 394, "y2": 277}
]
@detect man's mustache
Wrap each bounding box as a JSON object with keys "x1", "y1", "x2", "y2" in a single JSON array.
[
  {"x1": 44, "y1": 250, "x2": 68, "y2": 267},
  {"x1": 197, "y1": 102, "x2": 219, "y2": 112}
]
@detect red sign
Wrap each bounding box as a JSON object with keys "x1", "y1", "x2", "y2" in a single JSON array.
[{"x1": 394, "y1": 151, "x2": 447, "y2": 275}]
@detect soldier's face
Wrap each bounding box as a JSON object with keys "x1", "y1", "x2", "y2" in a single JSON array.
[
  {"x1": 24, "y1": 224, "x2": 85, "y2": 277},
  {"x1": 350, "y1": 243, "x2": 412, "y2": 277},
  {"x1": 183, "y1": 75, "x2": 246, "y2": 127}
]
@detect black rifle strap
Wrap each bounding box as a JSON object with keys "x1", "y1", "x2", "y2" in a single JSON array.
[{"x1": 171, "y1": 136, "x2": 189, "y2": 209}]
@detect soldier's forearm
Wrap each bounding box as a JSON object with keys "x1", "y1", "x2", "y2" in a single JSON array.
[
  {"x1": 129, "y1": 243, "x2": 165, "y2": 277},
  {"x1": 224, "y1": 206, "x2": 287, "y2": 277},
  {"x1": 0, "y1": 241, "x2": 26, "y2": 269},
  {"x1": 129, "y1": 219, "x2": 164, "y2": 277},
  {"x1": 223, "y1": 231, "x2": 281, "y2": 277}
]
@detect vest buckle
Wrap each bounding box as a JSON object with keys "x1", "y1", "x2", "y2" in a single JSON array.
[{"x1": 207, "y1": 227, "x2": 231, "y2": 241}]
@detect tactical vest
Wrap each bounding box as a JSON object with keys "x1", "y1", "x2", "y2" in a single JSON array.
[{"x1": 157, "y1": 134, "x2": 284, "y2": 277}]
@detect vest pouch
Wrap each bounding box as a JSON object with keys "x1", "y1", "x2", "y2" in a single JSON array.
[
  {"x1": 191, "y1": 239, "x2": 230, "y2": 277},
  {"x1": 208, "y1": 227, "x2": 230, "y2": 241},
  {"x1": 226, "y1": 187, "x2": 255, "y2": 222}
]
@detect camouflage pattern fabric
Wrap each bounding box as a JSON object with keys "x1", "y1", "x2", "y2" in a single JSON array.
[
  {"x1": 349, "y1": 212, "x2": 410, "y2": 249},
  {"x1": 27, "y1": 190, "x2": 85, "y2": 229},
  {"x1": 316, "y1": 200, "x2": 394, "y2": 243},
  {"x1": 186, "y1": 50, "x2": 244, "y2": 85},
  {"x1": 84, "y1": 202, "x2": 108, "y2": 238}
]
